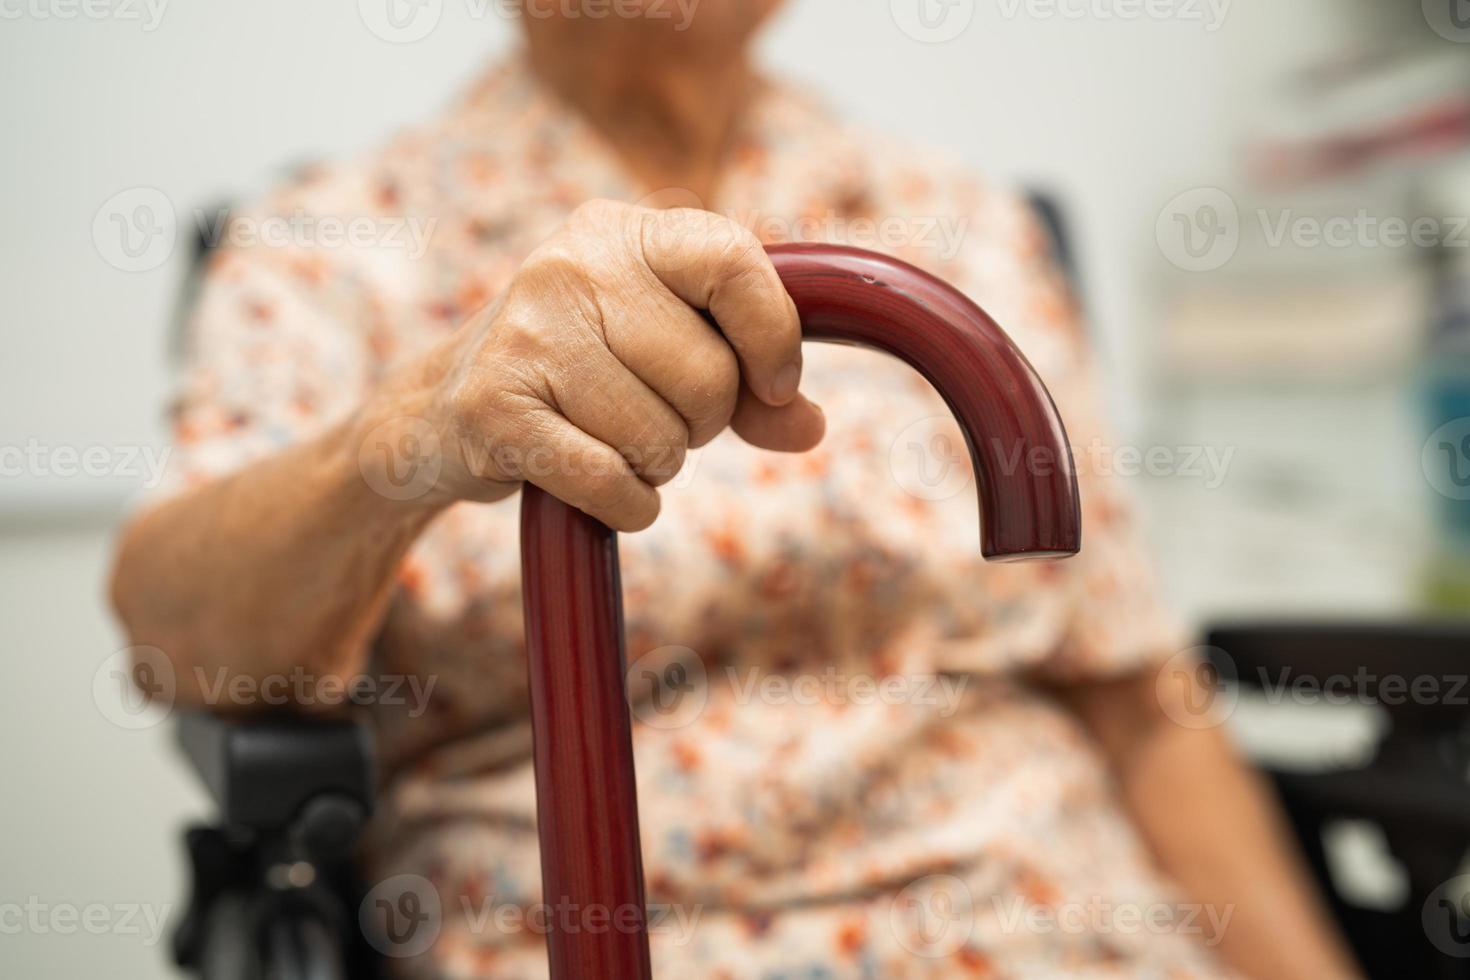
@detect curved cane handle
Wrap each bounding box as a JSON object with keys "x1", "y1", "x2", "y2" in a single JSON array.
[{"x1": 520, "y1": 243, "x2": 1083, "y2": 980}]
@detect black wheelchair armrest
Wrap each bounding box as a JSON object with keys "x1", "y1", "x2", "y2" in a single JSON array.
[
  {"x1": 1206, "y1": 620, "x2": 1470, "y2": 732},
  {"x1": 173, "y1": 712, "x2": 379, "y2": 979},
  {"x1": 177, "y1": 711, "x2": 376, "y2": 832}
]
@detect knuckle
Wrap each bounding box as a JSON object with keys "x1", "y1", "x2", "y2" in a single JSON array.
[
  {"x1": 620, "y1": 504, "x2": 659, "y2": 533},
  {"x1": 521, "y1": 236, "x2": 621, "y2": 325},
  {"x1": 682, "y1": 347, "x2": 740, "y2": 435},
  {"x1": 710, "y1": 219, "x2": 764, "y2": 270},
  {"x1": 443, "y1": 378, "x2": 483, "y2": 437},
  {"x1": 606, "y1": 481, "x2": 660, "y2": 532},
  {"x1": 518, "y1": 240, "x2": 585, "y2": 286},
  {"x1": 489, "y1": 308, "x2": 561, "y2": 370},
  {"x1": 709, "y1": 237, "x2": 776, "y2": 306},
  {"x1": 438, "y1": 373, "x2": 533, "y2": 485},
  {"x1": 579, "y1": 462, "x2": 636, "y2": 513},
  {"x1": 632, "y1": 418, "x2": 689, "y2": 487},
  {"x1": 569, "y1": 198, "x2": 632, "y2": 238},
  {"x1": 455, "y1": 377, "x2": 540, "y2": 477}
]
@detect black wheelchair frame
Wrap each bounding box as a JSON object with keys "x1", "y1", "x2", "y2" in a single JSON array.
[{"x1": 171, "y1": 713, "x2": 379, "y2": 980}]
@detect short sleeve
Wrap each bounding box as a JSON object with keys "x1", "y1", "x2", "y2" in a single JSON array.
[
  {"x1": 941, "y1": 188, "x2": 1188, "y2": 681},
  {"x1": 146, "y1": 212, "x2": 375, "y2": 504}
]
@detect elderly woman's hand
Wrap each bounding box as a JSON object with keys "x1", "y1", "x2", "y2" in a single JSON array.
[{"x1": 404, "y1": 199, "x2": 825, "y2": 530}]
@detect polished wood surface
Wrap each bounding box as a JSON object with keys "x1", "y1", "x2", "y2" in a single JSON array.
[{"x1": 520, "y1": 243, "x2": 1083, "y2": 979}]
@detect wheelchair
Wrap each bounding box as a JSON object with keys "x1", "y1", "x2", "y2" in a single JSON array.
[{"x1": 168, "y1": 621, "x2": 1470, "y2": 980}]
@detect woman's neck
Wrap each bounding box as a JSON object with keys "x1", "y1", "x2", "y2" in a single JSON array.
[{"x1": 525, "y1": 42, "x2": 756, "y2": 205}]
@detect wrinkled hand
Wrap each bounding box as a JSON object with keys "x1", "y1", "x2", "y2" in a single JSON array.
[{"x1": 414, "y1": 199, "x2": 825, "y2": 530}]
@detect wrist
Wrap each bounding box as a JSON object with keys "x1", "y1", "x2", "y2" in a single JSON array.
[
  {"x1": 347, "y1": 349, "x2": 462, "y2": 517},
  {"x1": 349, "y1": 335, "x2": 521, "y2": 515}
]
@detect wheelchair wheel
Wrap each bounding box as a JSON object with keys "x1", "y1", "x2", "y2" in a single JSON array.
[
  {"x1": 198, "y1": 891, "x2": 346, "y2": 980},
  {"x1": 262, "y1": 912, "x2": 343, "y2": 980}
]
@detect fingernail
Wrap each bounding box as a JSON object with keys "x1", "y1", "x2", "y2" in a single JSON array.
[{"x1": 771, "y1": 360, "x2": 801, "y2": 404}]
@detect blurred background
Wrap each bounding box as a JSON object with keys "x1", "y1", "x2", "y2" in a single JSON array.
[{"x1": 3, "y1": 0, "x2": 1469, "y2": 975}]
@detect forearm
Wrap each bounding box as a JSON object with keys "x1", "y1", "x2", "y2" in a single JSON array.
[
  {"x1": 109, "y1": 374, "x2": 450, "y2": 710},
  {"x1": 1053, "y1": 668, "x2": 1360, "y2": 980},
  {"x1": 110, "y1": 200, "x2": 825, "y2": 711},
  {"x1": 1121, "y1": 712, "x2": 1357, "y2": 978}
]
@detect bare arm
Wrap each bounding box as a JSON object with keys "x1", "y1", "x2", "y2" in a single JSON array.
[
  {"x1": 1048, "y1": 665, "x2": 1361, "y2": 980},
  {"x1": 110, "y1": 200, "x2": 824, "y2": 712},
  {"x1": 109, "y1": 369, "x2": 448, "y2": 706}
]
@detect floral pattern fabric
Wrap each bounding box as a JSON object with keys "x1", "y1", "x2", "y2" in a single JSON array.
[{"x1": 160, "y1": 58, "x2": 1232, "y2": 979}]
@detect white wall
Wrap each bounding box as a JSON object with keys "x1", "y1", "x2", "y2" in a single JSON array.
[
  {"x1": 0, "y1": 0, "x2": 1252, "y2": 516},
  {"x1": 0, "y1": 2, "x2": 1409, "y2": 977}
]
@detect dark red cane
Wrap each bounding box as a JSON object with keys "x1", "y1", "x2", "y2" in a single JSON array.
[{"x1": 520, "y1": 243, "x2": 1084, "y2": 979}]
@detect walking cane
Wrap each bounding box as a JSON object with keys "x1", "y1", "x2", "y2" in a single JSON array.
[{"x1": 519, "y1": 242, "x2": 1084, "y2": 979}]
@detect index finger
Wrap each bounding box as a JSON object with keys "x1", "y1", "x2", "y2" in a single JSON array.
[{"x1": 636, "y1": 207, "x2": 804, "y2": 407}]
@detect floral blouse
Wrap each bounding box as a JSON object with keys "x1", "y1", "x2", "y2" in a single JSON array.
[{"x1": 161, "y1": 58, "x2": 1233, "y2": 979}]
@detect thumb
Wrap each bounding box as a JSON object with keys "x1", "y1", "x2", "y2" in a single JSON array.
[{"x1": 729, "y1": 385, "x2": 825, "y2": 453}]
